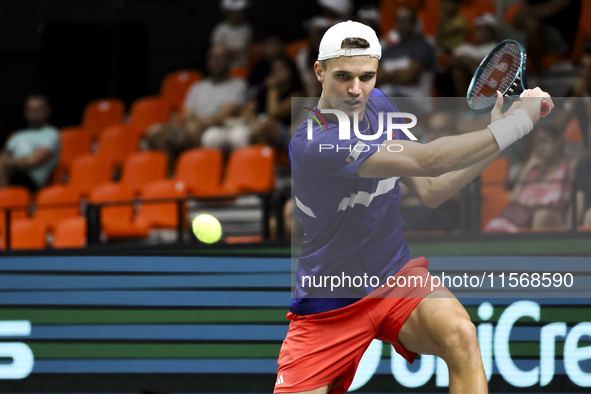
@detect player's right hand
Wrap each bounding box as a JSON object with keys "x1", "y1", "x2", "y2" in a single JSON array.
[{"x1": 519, "y1": 87, "x2": 554, "y2": 124}]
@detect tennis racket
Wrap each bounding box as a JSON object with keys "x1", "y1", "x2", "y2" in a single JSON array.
[{"x1": 467, "y1": 39, "x2": 551, "y2": 117}]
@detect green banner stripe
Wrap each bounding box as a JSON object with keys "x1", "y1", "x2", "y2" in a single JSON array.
[
  {"x1": 409, "y1": 239, "x2": 591, "y2": 256},
  {"x1": 29, "y1": 343, "x2": 282, "y2": 359},
  {"x1": 382, "y1": 341, "x2": 590, "y2": 358},
  {"x1": 2, "y1": 307, "x2": 587, "y2": 324},
  {"x1": 0, "y1": 308, "x2": 289, "y2": 324}
]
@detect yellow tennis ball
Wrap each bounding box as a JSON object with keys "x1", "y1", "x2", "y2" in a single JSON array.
[{"x1": 192, "y1": 214, "x2": 222, "y2": 244}]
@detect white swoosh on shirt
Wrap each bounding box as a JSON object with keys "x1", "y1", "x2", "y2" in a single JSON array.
[
  {"x1": 295, "y1": 196, "x2": 317, "y2": 218},
  {"x1": 337, "y1": 177, "x2": 399, "y2": 212}
]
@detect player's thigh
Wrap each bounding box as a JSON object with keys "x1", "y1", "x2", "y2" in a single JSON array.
[{"x1": 397, "y1": 290, "x2": 473, "y2": 357}]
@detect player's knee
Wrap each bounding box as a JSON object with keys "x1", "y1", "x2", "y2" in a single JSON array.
[{"x1": 441, "y1": 319, "x2": 478, "y2": 359}]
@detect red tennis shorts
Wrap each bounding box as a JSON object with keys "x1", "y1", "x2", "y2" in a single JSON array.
[{"x1": 273, "y1": 256, "x2": 450, "y2": 394}]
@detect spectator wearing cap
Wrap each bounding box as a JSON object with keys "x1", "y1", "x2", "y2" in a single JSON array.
[
  {"x1": 0, "y1": 94, "x2": 60, "y2": 192},
  {"x1": 377, "y1": 5, "x2": 436, "y2": 115},
  {"x1": 210, "y1": 0, "x2": 253, "y2": 69},
  {"x1": 445, "y1": 12, "x2": 499, "y2": 97}
]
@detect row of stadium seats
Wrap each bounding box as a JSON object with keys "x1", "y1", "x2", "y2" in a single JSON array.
[{"x1": 0, "y1": 146, "x2": 275, "y2": 250}]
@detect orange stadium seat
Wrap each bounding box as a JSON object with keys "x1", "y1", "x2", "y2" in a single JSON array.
[
  {"x1": 34, "y1": 185, "x2": 80, "y2": 232},
  {"x1": 81, "y1": 98, "x2": 125, "y2": 141},
  {"x1": 59, "y1": 126, "x2": 92, "y2": 164},
  {"x1": 89, "y1": 183, "x2": 149, "y2": 239},
  {"x1": 53, "y1": 216, "x2": 87, "y2": 249},
  {"x1": 175, "y1": 148, "x2": 224, "y2": 197},
  {"x1": 230, "y1": 67, "x2": 249, "y2": 79},
  {"x1": 120, "y1": 151, "x2": 168, "y2": 196},
  {"x1": 0, "y1": 186, "x2": 30, "y2": 249},
  {"x1": 10, "y1": 218, "x2": 48, "y2": 250},
  {"x1": 95, "y1": 124, "x2": 141, "y2": 172},
  {"x1": 564, "y1": 117, "x2": 584, "y2": 144},
  {"x1": 218, "y1": 145, "x2": 275, "y2": 195},
  {"x1": 68, "y1": 154, "x2": 113, "y2": 198},
  {"x1": 481, "y1": 156, "x2": 508, "y2": 188},
  {"x1": 135, "y1": 179, "x2": 186, "y2": 230},
  {"x1": 129, "y1": 96, "x2": 170, "y2": 137},
  {"x1": 160, "y1": 70, "x2": 203, "y2": 113}
]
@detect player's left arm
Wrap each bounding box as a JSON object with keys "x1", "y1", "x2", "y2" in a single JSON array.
[{"x1": 400, "y1": 150, "x2": 501, "y2": 209}]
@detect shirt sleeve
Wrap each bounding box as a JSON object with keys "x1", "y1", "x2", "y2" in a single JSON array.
[
  {"x1": 183, "y1": 83, "x2": 201, "y2": 115},
  {"x1": 211, "y1": 23, "x2": 224, "y2": 46},
  {"x1": 41, "y1": 128, "x2": 60, "y2": 152},
  {"x1": 300, "y1": 124, "x2": 387, "y2": 178}
]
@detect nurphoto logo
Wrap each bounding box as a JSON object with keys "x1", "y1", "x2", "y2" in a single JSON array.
[{"x1": 305, "y1": 108, "x2": 418, "y2": 141}]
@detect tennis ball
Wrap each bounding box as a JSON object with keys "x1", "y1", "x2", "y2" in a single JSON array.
[{"x1": 192, "y1": 214, "x2": 222, "y2": 244}]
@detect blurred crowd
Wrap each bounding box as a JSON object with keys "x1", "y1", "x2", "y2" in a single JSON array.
[{"x1": 3, "y1": 0, "x2": 591, "y2": 242}]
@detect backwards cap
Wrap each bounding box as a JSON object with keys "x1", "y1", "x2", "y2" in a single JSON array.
[{"x1": 317, "y1": 20, "x2": 381, "y2": 61}]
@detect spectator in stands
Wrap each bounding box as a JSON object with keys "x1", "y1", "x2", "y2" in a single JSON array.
[
  {"x1": 436, "y1": 0, "x2": 469, "y2": 53},
  {"x1": 446, "y1": 12, "x2": 499, "y2": 97},
  {"x1": 356, "y1": 6, "x2": 382, "y2": 43},
  {"x1": 146, "y1": 45, "x2": 247, "y2": 171},
  {"x1": 484, "y1": 124, "x2": 577, "y2": 232},
  {"x1": 317, "y1": 0, "x2": 352, "y2": 22},
  {"x1": 509, "y1": 0, "x2": 581, "y2": 77},
  {"x1": 574, "y1": 154, "x2": 591, "y2": 227},
  {"x1": 210, "y1": 0, "x2": 253, "y2": 69},
  {"x1": 0, "y1": 94, "x2": 60, "y2": 192},
  {"x1": 247, "y1": 35, "x2": 286, "y2": 116},
  {"x1": 249, "y1": 54, "x2": 304, "y2": 151},
  {"x1": 296, "y1": 16, "x2": 334, "y2": 97},
  {"x1": 377, "y1": 5, "x2": 436, "y2": 114},
  {"x1": 569, "y1": 50, "x2": 591, "y2": 98},
  {"x1": 399, "y1": 111, "x2": 461, "y2": 232}
]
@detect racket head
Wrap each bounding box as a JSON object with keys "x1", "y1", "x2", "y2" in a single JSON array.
[{"x1": 467, "y1": 39, "x2": 526, "y2": 114}]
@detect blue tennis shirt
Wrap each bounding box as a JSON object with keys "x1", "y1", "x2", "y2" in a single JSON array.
[{"x1": 290, "y1": 89, "x2": 414, "y2": 315}]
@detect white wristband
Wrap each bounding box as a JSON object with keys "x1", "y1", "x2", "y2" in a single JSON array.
[{"x1": 487, "y1": 108, "x2": 534, "y2": 151}]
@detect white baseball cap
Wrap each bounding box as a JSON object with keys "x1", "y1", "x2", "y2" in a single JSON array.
[{"x1": 317, "y1": 20, "x2": 382, "y2": 61}]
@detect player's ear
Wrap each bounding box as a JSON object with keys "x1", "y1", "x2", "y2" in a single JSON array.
[{"x1": 314, "y1": 61, "x2": 324, "y2": 83}]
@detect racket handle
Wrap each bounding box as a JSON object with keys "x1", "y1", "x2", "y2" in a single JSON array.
[{"x1": 540, "y1": 100, "x2": 551, "y2": 117}]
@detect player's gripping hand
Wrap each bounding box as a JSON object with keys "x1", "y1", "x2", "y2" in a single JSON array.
[
  {"x1": 487, "y1": 89, "x2": 551, "y2": 151},
  {"x1": 519, "y1": 87, "x2": 554, "y2": 125}
]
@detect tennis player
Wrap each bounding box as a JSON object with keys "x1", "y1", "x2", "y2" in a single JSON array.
[{"x1": 276, "y1": 21, "x2": 552, "y2": 394}]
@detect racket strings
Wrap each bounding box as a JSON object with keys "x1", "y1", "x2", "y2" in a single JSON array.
[{"x1": 468, "y1": 42, "x2": 522, "y2": 111}]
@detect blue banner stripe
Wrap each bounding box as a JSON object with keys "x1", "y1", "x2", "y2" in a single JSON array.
[
  {"x1": 32, "y1": 359, "x2": 279, "y2": 373},
  {"x1": 0, "y1": 291, "x2": 292, "y2": 307},
  {"x1": 30, "y1": 358, "x2": 587, "y2": 374},
  {"x1": 0, "y1": 274, "x2": 291, "y2": 290},
  {"x1": 0, "y1": 256, "x2": 291, "y2": 273}
]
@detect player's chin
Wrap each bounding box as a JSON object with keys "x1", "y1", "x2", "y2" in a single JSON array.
[{"x1": 339, "y1": 102, "x2": 367, "y2": 118}]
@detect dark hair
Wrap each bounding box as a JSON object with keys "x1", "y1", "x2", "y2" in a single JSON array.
[
  {"x1": 319, "y1": 37, "x2": 371, "y2": 69},
  {"x1": 25, "y1": 93, "x2": 49, "y2": 105},
  {"x1": 396, "y1": 5, "x2": 417, "y2": 24},
  {"x1": 273, "y1": 53, "x2": 303, "y2": 96}
]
